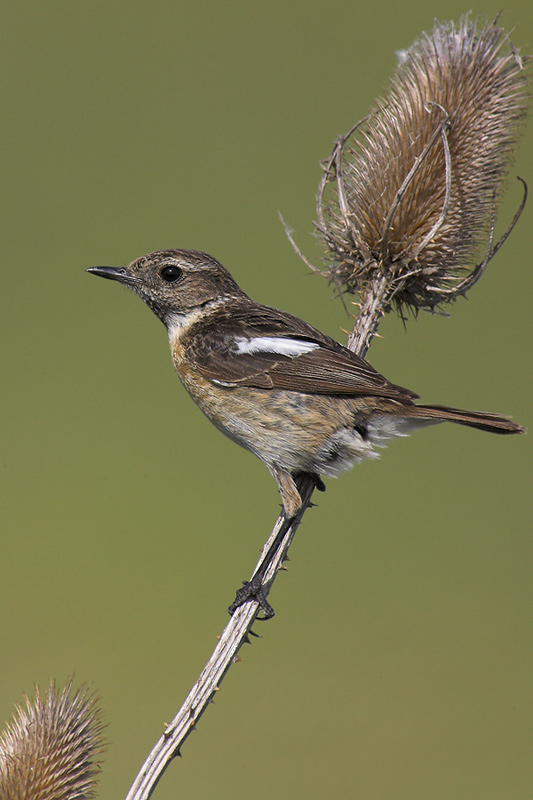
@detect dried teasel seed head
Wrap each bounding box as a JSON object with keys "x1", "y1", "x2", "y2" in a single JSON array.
[
  {"x1": 311, "y1": 16, "x2": 529, "y2": 325},
  {"x1": 0, "y1": 679, "x2": 105, "y2": 800}
]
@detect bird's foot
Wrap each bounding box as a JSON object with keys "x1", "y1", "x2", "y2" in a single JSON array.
[{"x1": 228, "y1": 575, "x2": 275, "y2": 619}]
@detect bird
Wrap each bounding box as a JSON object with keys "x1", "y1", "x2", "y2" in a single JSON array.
[{"x1": 87, "y1": 248, "x2": 524, "y2": 519}]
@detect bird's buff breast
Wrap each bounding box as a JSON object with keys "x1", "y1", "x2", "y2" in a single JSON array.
[{"x1": 169, "y1": 338, "x2": 380, "y2": 475}]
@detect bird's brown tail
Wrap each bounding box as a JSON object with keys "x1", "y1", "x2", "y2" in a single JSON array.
[{"x1": 412, "y1": 405, "x2": 525, "y2": 435}]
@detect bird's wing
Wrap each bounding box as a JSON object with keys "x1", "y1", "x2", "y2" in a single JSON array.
[{"x1": 185, "y1": 304, "x2": 418, "y2": 400}]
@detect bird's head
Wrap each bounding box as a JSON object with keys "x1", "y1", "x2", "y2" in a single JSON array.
[{"x1": 87, "y1": 249, "x2": 246, "y2": 327}]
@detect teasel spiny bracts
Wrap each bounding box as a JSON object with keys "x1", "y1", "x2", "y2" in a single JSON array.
[
  {"x1": 0, "y1": 679, "x2": 105, "y2": 800},
  {"x1": 288, "y1": 16, "x2": 529, "y2": 356}
]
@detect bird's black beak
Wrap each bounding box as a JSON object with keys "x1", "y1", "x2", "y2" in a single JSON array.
[{"x1": 86, "y1": 266, "x2": 139, "y2": 285}]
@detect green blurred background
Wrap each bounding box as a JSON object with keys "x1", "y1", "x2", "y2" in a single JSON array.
[{"x1": 1, "y1": 2, "x2": 531, "y2": 798}]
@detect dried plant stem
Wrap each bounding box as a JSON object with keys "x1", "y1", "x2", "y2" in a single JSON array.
[
  {"x1": 346, "y1": 275, "x2": 393, "y2": 358},
  {"x1": 125, "y1": 475, "x2": 316, "y2": 800}
]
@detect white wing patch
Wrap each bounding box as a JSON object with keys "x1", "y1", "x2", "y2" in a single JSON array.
[{"x1": 235, "y1": 336, "x2": 320, "y2": 358}]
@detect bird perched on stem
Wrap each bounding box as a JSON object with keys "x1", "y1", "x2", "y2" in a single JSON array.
[
  {"x1": 88, "y1": 17, "x2": 528, "y2": 519},
  {"x1": 87, "y1": 249, "x2": 524, "y2": 518}
]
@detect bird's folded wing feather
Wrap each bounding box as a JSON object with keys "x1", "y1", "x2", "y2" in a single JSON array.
[{"x1": 185, "y1": 305, "x2": 418, "y2": 400}]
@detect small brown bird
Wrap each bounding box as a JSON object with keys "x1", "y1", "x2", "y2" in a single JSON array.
[{"x1": 87, "y1": 249, "x2": 524, "y2": 518}]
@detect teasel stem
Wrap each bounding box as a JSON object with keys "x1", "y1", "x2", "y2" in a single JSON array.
[{"x1": 346, "y1": 274, "x2": 392, "y2": 357}]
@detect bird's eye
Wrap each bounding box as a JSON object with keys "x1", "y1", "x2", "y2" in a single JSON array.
[{"x1": 160, "y1": 265, "x2": 183, "y2": 283}]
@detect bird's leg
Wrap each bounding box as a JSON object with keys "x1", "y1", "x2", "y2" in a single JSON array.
[
  {"x1": 228, "y1": 513, "x2": 292, "y2": 619},
  {"x1": 299, "y1": 472, "x2": 326, "y2": 493},
  {"x1": 228, "y1": 466, "x2": 297, "y2": 619},
  {"x1": 271, "y1": 465, "x2": 304, "y2": 519},
  {"x1": 228, "y1": 469, "x2": 325, "y2": 619}
]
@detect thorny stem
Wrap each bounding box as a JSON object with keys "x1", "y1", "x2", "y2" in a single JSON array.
[
  {"x1": 124, "y1": 478, "x2": 316, "y2": 800},
  {"x1": 346, "y1": 275, "x2": 395, "y2": 358}
]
